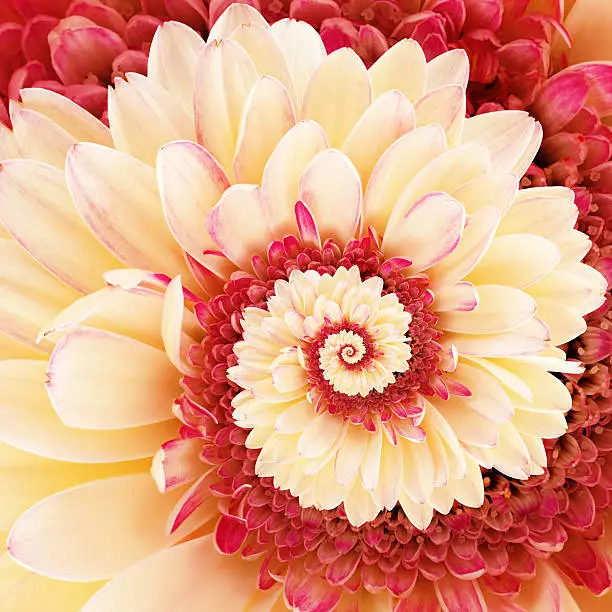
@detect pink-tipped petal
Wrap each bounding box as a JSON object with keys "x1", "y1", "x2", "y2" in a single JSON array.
[
  {"x1": 46, "y1": 327, "x2": 180, "y2": 430},
  {"x1": 157, "y1": 140, "x2": 230, "y2": 267},
  {"x1": 383, "y1": 191, "x2": 466, "y2": 273},
  {"x1": 206, "y1": 185, "x2": 273, "y2": 269},
  {"x1": 298, "y1": 149, "x2": 362, "y2": 244},
  {"x1": 415, "y1": 85, "x2": 465, "y2": 146},
  {"x1": 295, "y1": 200, "x2": 321, "y2": 248},
  {"x1": 302, "y1": 47, "x2": 372, "y2": 148}
]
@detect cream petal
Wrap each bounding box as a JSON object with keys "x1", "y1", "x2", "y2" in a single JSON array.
[
  {"x1": 527, "y1": 270, "x2": 601, "y2": 316},
  {"x1": 425, "y1": 48, "x2": 469, "y2": 92},
  {"x1": 466, "y1": 234, "x2": 561, "y2": 288},
  {"x1": 157, "y1": 140, "x2": 230, "y2": 267},
  {"x1": 151, "y1": 438, "x2": 205, "y2": 492},
  {"x1": 8, "y1": 473, "x2": 193, "y2": 581},
  {"x1": 533, "y1": 297, "x2": 588, "y2": 345},
  {"x1": 301, "y1": 47, "x2": 372, "y2": 148},
  {"x1": 401, "y1": 440, "x2": 434, "y2": 504},
  {"x1": 66, "y1": 143, "x2": 191, "y2": 277},
  {"x1": 82, "y1": 536, "x2": 259, "y2": 612},
  {"x1": 0, "y1": 239, "x2": 79, "y2": 352},
  {"x1": 448, "y1": 361, "x2": 513, "y2": 423},
  {"x1": 0, "y1": 333, "x2": 46, "y2": 361},
  {"x1": 0, "y1": 567, "x2": 102, "y2": 610},
  {"x1": 38, "y1": 286, "x2": 178, "y2": 350},
  {"x1": 148, "y1": 21, "x2": 205, "y2": 118},
  {"x1": 298, "y1": 413, "x2": 345, "y2": 459},
  {"x1": 428, "y1": 207, "x2": 500, "y2": 290},
  {"x1": 382, "y1": 191, "x2": 465, "y2": 274},
  {"x1": 384, "y1": 144, "x2": 490, "y2": 236},
  {"x1": 269, "y1": 18, "x2": 326, "y2": 112},
  {"x1": 498, "y1": 187, "x2": 577, "y2": 243},
  {"x1": 334, "y1": 425, "x2": 368, "y2": 486},
  {"x1": 513, "y1": 121, "x2": 543, "y2": 178},
  {"x1": 298, "y1": 149, "x2": 361, "y2": 243},
  {"x1": 229, "y1": 24, "x2": 294, "y2": 101},
  {"x1": 0, "y1": 160, "x2": 121, "y2": 293},
  {"x1": 477, "y1": 421, "x2": 531, "y2": 479},
  {"x1": 342, "y1": 90, "x2": 415, "y2": 186},
  {"x1": 435, "y1": 400, "x2": 499, "y2": 447},
  {"x1": 512, "y1": 409, "x2": 568, "y2": 438},
  {"x1": 206, "y1": 184, "x2": 273, "y2": 268},
  {"x1": 194, "y1": 39, "x2": 258, "y2": 176},
  {"x1": 461, "y1": 111, "x2": 538, "y2": 172},
  {"x1": 261, "y1": 120, "x2": 328, "y2": 237},
  {"x1": 20, "y1": 87, "x2": 112, "y2": 146},
  {"x1": 9, "y1": 102, "x2": 75, "y2": 169},
  {"x1": 398, "y1": 491, "x2": 434, "y2": 531},
  {"x1": 368, "y1": 39, "x2": 426, "y2": 102},
  {"x1": 414, "y1": 85, "x2": 465, "y2": 146},
  {"x1": 233, "y1": 76, "x2": 296, "y2": 184},
  {"x1": 162, "y1": 276, "x2": 200, "y2": 375},
  {"x1": 363, "y1": 124, "x2": 447, "y2": 235},
  {"x1": 437, "y1": 285, "x2": 536, "y2": 334},
  {"x1": 451, "y1": 170, "x2": 518, "y2": 216},
  {"x1": 0, "y1": 359, "x2": 176, "y2": 463},
  {"x1": 208, "y1": 3, "x2": 269, "y2": 40},
  {"x1": 108, "y1": 73, "x2": 196, "y2": 166},
  {"x1": 444, "y1": 318, "x2": 550, "y2": 358},
  {"x1": 47, "y1": 327, "x2": 180, "y2": 429},
  {"x1": 0, "y1": 120, "x2": 19, "y2": 159},
  {"x1": 433, "y1": 282, "x2": 479, "y2": 312},
  {"x1": 0, "y1": 460, "x2": 147, "y2": 532}
]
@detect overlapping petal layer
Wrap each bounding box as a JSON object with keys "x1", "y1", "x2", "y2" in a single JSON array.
[{"x1": 0, "y1": 4, "x2": 608, "y2": 612}]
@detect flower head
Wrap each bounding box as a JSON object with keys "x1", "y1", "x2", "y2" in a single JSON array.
[{"x1": 0, "y1": 4, "x2": 608, "y2": 611}]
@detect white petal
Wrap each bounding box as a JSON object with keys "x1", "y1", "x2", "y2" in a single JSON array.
[
  {"x1": 301, "y1": 47, "x2": 372, "y2": 147},
  {"x1": 81, "y1": 536, "x2": 260, "y2": 612},
  {"x1": 298, "y1": 149, "x2": 361, "y2": 243},
  {"x1": 369, "y1": 39, "x2": 426, "y2": 101},
  {"x1": 20, "y1": 87, "x2": 112, "y2": 146},
  {"x1": 0, "y1": 160, "x2": 120, "y2": 293},
  {"x1": 0, "y1": 359, "x2": 176, "y2": 464},
  {"x1": 157, "y1": 140, "x2": 230, "y2": 267},
  {"x1": 363, "y1": 124, "x2": 447, "y2": 235},
  {"x1": 108, "y1": 73, "x2": 195, "y2": 166},
  {"x1": 383, "y1": 191, "x2": 465, "y2": 273},
  {"x1": 66, "y1": 143, "x2": 191, "y2": 277},
  {"x1": 425, "y1": 48, "x2": 469, "y2": 92},
  {"x1": 466, "y1": 234, "x2": 561, "y2": 288},
  {"x1": 47, "y1": 327, "x2": 179, "y2": 429},
  {"x1": 208, "y1": 3, "x2": 269, "y2": 40},
  {"x1": 233, "y1": 76, "x2": 296, "y2": 184},
  {"x1": 342, "y1": 89, "x2": 415, "y2": 185},
  {"x1": 194, "y1": 39, "x2": 258, "y2": 176},
  {"x1": 438, "y1": 285, "x2": 536, "y2": 334},
  {"x1": 148, "y1": 21, "x2": 205, "y2": 117},
  {"x1": 206, "y1": 184, "x2": 272, "y2": 268},
  {"x1": 8, "y1": 474, "x2": 196, "y2": 581},
  {"x1": 461, "y1": 111, "x2": 539, "y2": 172},
  {"x1": 269, "y1": 18, "x2": 326, "y2": 112},
  {"x1": 415, "y1": 85, "x2": 465, "y2": 145},
  {"x1": 261, "y1": 120, "x2": 328, "y2": 237}
]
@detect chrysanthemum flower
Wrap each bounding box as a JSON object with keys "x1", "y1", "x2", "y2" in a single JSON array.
[{"x1": 0, "y1": 4, "x2": 608, "y2": 611}]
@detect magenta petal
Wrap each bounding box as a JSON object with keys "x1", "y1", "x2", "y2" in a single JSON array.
[
  {"x1": 289, "y1": 0, "x2": 341, "y2": 28},
  {"x1": 67, "y1": 0, "x2": 127, "y2": 35},
  {"x1": 21, "y1": 15, "x2": 59, "y2": 67},
  {"x1": 531, "y1": 71, "x2": 589, "y2": 134},
  {"x1": 295, "y1": 199, "x2": 321, "y2": 249},
  {"x1": 50, "y1": 21, "x2": 127, "y2": 85},
  {"x1": 165, "y1": 0, "x2": 208, "y2": 31},
  {"x1": 214, "y1": 514, "x2": 248, "y2": 554}
]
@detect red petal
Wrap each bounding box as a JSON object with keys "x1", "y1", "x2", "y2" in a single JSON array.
[{"x1": 214, "y1": 514, "x2": 248, "y2": 555}]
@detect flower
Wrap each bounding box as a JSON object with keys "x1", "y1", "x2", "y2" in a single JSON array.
[{"x1": 0, "y1": 4, "x2": 608, "y2": 611}]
